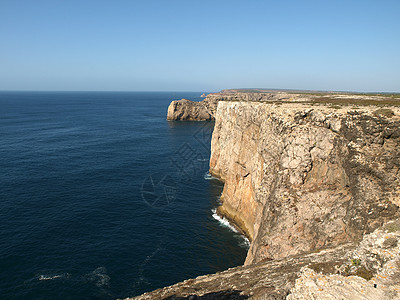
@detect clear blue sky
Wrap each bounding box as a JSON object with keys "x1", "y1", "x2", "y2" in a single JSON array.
[{"x1": 1, "y1": 0, "x2": 399, "y2": 92}]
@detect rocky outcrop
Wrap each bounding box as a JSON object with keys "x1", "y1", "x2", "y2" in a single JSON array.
[
  {"x1": 129, "y1": 219, "x2": 400, "y2": 299},
  {"x1": 167, "y1": 97, "x2": 218, "y2": 121},
  {"x1": 166, "y1": 91, "x2": 297, "y2": 121},
  {"x1": 210, "y1": 102, "x2": 400, "y2": 264}
]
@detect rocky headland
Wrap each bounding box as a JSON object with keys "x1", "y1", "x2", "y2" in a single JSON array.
[
  {"x1": 131, "y1": 90, "x2": 400, "y2": 299},
  {"x1": 167, "y1": 97, "x2": 217, "y2": 121}
]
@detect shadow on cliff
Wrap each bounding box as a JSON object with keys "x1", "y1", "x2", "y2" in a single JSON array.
[{"x1": 163, "y1": 289, "x2": 249, "y2": 300}]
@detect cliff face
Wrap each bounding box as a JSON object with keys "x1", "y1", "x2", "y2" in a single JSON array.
[
  {"x1": 210, "y1": 101, "x2": 400, "y2": 264},
  {"x1": 131, "y1": 92, "x2": 400, "y2": 299}
]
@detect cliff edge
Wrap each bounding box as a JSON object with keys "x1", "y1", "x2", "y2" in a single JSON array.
[
  {"x1": 132, "y1": 91, "x2": 400, "y2": 299},
  {"x1": 129, "y1": 219, "x2": 400, "y2": 299},
  {"x1": 166, "y1": 90, "x2": 298, "y2": 121}
]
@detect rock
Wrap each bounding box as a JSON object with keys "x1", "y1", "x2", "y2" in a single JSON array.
[
  {"x1": 127, "y1": 222, "x2": 400, "y2": 299},
  {"x1": 128, "y1": 243, "x2": 354, "y2": 300},
  {"x1": 210, "y1": 101, "x2": 400, "y2": 264},
  {"x1": 167, "y1": 98, "x2": 213, "y2": 121},
  {"x1": 288, "y1": 219, "x2": 400, "y2": 299},
  {"x1": 166, "y1": 91, "x2": 297, "y2": 121},
  {"x1": 166, "y1": 96, "x2": 220, "y2": 121}
]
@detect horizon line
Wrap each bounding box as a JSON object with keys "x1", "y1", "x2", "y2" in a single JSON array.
[{"x1": 0, "y1": 88, "x2": 399, "y2": 94}]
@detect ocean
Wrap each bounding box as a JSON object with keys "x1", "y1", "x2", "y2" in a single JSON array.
[{"x1": 0, "y1": 92, "x2": 248, "y2": 300}]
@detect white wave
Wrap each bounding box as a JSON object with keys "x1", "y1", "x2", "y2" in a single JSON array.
[
  {"x1": 204, "y1": 172, "x2": 218, "y2": 180},
  {"x1": 86, "y1": 267, "x2": 110, "y2": 287},
  {"x1": 38, "y1": 273, "x2": 69, "y2": 281},
  {"x1": 212, "y1": 208, "x2": 251, "y2": 249},
  {"x1": 211, "y1": 208, "x2": 238, "y2": 233},
  {"x1": 197, "y1": 158, "x2": 209, "y2": 162},
  {"x1": 238, "y1": 236, "x2": 251, "y2": 249}
]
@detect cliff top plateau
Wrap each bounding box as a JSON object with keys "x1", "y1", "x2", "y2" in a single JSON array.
[
  {"x1": 207, "y1": 89, "x2": 400, "y2": 106},
  {"x1": 167, "y1": 89, "x2": 400, "y2": 122}
]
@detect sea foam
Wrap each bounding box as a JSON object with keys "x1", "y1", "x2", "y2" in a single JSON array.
[
  {"x1": 204, "y1": 171, "x2": 218, "y2": 180},
  {"x1": 212, "y1": 208, "x2": 250, "y2": 248},
  {"x1": 211, "y1": 208, "x2": 238, "y2": 232},
  {"x1": 38, "y1": 273, "x2": 69, "y2": 281}
]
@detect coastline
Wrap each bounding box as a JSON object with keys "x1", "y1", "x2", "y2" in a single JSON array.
[
  {"x1": 131, "y1": 90, "x2": 400, "y2": 299},
  {"x1": 208, "y1": 169, "x2": 253, "y2": 242},
  {"x1": 205, "y1": 171, "x2": 251, "y2": 247}
]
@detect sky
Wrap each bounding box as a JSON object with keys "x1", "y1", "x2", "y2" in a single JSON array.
[{"x1": 0, "y1": 0, "x2": 399, "y2": 92}]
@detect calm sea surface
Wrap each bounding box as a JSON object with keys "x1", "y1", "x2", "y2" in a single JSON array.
[{"x1": 0, "y1": 92, "x2": 248, "y2": 300}]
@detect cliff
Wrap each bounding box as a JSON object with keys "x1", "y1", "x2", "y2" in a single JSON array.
[
  {"x1": 166, "y1": 97, "x2": 217, "y2": 121},
  {"x1": 131, "y1": 91, "x2": 400, "y2": 299},
  {"x1": 166, "y1": 91, "x2": 297, "y2": 121},
  {"x1": 210, "y1": 101, "x2": 400, "y2": 265}
]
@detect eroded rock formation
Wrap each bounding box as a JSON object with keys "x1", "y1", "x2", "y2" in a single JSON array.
[{"x1": 167, "y1": 97, "x2": 217, "y2": 121}]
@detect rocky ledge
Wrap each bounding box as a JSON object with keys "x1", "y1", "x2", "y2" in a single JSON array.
[
  {"x1": 128, "y1": 220, "x2": 400, "y2": 299},
  {"x1": 131, "y1": 90, "x2": 400, "y2": 299}
]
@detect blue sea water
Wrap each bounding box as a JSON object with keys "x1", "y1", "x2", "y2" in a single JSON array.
[{"x1": 0, "y1": 92, "x2": 248, "y2": 300}]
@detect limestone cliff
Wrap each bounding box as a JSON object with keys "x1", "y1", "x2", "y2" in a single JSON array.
[
  {"x1": 210, "y1": 101, "x2": 400, "y2": 265},
  {"x1": 132, "y1": 91, "x2": 400, "y2": 299}
]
